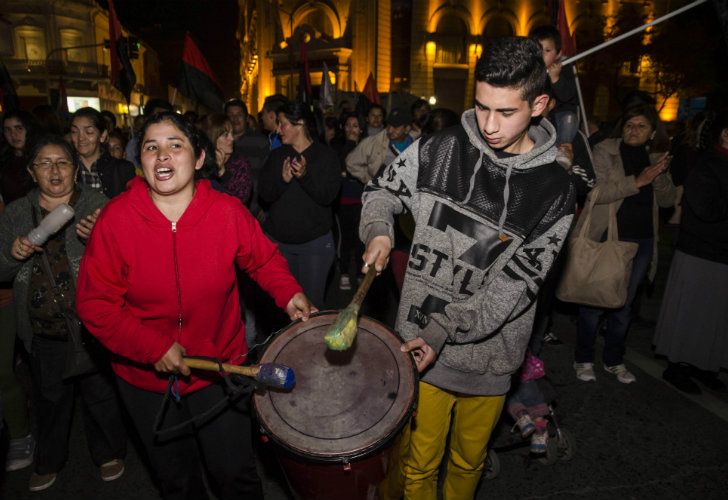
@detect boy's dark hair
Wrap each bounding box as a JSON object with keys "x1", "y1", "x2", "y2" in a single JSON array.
[
  {"x1": 475, "y1": 37, "x2": 548, "y2": 104},
  {"x1": 262, "y1": 94, "x2": 289, "y2": 114},
  {"x1": 529, "y1": 25, "x2": 562, "y2": 54},
  {"x1": 223, "y1": 98, "x2": 248, "y2": 116}
]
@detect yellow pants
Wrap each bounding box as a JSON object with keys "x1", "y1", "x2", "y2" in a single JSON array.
[{"x1": 380, "y1": 382, "x2": 505, "y2": 500}]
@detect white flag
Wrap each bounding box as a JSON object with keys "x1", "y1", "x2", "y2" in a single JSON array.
[{"x1": 321, "y1": 61, "x2": 335, "y2": 110}]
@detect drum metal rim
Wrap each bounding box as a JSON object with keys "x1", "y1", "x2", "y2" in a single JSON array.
[{"x1": 253, "y1": 311, "x2": 418, "y2": 463}]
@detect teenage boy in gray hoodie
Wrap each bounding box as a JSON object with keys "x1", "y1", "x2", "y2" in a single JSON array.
[{"x1": 361, "y1": 37, "x2": 576, "y2": 499}]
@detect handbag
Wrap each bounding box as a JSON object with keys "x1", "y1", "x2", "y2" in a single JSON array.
[
  {"x1": 556, "y1": 187, "x2": 639, "y2": 309},
  {"x1": 32, "y1": 206, "x2": 98, "y2": 379}
]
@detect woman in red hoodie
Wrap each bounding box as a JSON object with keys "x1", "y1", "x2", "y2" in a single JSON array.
[{"x1": 76, "y1": 112, "x2": 314, "y2": 499}]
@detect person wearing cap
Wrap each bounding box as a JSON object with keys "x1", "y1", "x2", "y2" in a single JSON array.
[{"x1": 345, "y1": 107, "x2": 413, "y2": 186}]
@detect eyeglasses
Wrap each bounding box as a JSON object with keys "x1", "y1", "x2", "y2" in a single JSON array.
[{"x1": 33, "y1": 159, "x2": 74, "y2": 171}]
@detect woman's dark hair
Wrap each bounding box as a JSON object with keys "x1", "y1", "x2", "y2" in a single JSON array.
[
  {"x1": 71, "y1": 107, "x2": 107, "y2": 134},
  {"x1": 278, "y1": 101, "x2": 317, "y2": 142},
  {"x1": 27, "y1": 134, "x2": 80, "y2": 172},
  {"x1": 196, "y1": 132, "x2": 220, "y2": 181},
  {"x1": 137, "y1": 111, "x2": 205, "y2": 160},
  {"x1": 615, "y1": 103, "x2": 670, "y2": 151},
  {"x1": 340, "y1": 112, "x2": 364, "y2": 132},
  {"x1": 2, "y1": 109, "x2": 40, "y2": 156},
  {"x1": 619, "y1": 103, "x2": 659, "y2": 132},
  {"x1": 198, "y1": 113, "x2": 230, "y2": 145}
]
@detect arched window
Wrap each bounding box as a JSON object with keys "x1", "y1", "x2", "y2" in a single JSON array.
[
  {"x1": 14, "y1": 25, "x2": 46, "y2": 61},
  {"x1": 434, "y1": 15, "x2": 468, "y2": 65},
  {"x1": 298, "y1": 9, "x2": 334, "y2": 38},
  {"x1": 60, "y1": 28, "x2": 86, "y2": 62}
]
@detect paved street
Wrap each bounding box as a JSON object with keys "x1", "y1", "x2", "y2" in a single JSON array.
[{"x1": 2, "y1": 227, "x2": 727, "y2": 499}]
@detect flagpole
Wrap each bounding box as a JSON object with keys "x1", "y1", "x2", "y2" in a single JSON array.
[
  {"x1": 561, "y1": 0, "x2": 708, "y2": 66},
  {"x1": 572, "y1": 66, "x2": 590, "y2": 137}
]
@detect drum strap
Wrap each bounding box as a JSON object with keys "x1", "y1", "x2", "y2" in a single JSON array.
[{"x1": 152, "y1": 357, "x2": 259, "y2": 442}]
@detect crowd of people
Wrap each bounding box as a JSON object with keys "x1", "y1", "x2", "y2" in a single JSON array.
[{"x1": 0, "y1": 28, "x2": 726, "y2": 499}]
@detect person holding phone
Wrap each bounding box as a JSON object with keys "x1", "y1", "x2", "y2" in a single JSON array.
[{"x1": 258, "y1": 102, "x2": 341, "y2": 308}]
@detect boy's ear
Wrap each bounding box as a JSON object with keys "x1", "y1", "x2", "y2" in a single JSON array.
[{"x1": 530, "y1": 94, "x2": 550, "y2": 117}]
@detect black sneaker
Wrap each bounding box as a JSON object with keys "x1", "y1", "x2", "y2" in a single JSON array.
[
  {"x1": 663, "y1": 363, "x2": 701, "y2": 394},
  {"x1": 690, "y1": 367, "x2": 727, "y2": 392}
]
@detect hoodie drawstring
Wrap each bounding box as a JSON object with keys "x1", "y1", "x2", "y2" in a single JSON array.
[
  {"x1": 497, "y1": 163, "x2": 514, "y2": 241},
  {"x1": 463, "y1": 152, "x2": 484, "y2": 204}
]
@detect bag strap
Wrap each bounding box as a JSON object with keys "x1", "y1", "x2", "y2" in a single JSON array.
[
  {"x1": 31, "y1": 205, "x2": 79, "y2": 337},
  {"x1": 606, "y1": 202, "x2": 620, "y2": 242},
  {"x1": 576, "y1": 186, "x2": 600, "y2": 239}
]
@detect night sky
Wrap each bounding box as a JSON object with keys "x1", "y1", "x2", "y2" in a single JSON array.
[{"x1": 97, "y1": 0, "x2": 241, "y2": 100}]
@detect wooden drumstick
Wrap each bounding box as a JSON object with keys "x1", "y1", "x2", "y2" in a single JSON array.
[{"x1": 183, "y1": 358, "x2": 296, "y2": 390}]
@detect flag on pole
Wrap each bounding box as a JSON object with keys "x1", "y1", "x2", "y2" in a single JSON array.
[
  {"x1": 362, "y1": 72, "x2": 381, "y2": 106},
  {"x1": 299, "y1": 38, "x2": 313, "y2": 105},
  {"x1": 57, "y1": 77, "x2": 69, "y2": 116},
  {"x1": 0, "y1": 57, "x2": 19, "y2": 112},
  {"x1": 320, "y1": 61, "x2": 335, "y2": 110},
  {"x1": 557, "y1": 0, "x2": 577, "y2": 57},
  {"x1": 107, "y1": 0, "x2": 136, "y2": 104},
  {"x1": 178, "y1": 33, "x2": 224, "y2": 112}
]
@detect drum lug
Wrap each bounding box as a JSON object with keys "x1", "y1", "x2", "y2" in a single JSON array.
[{"x1": 342, "y1": 461, "x2": 352, "y2": 472}]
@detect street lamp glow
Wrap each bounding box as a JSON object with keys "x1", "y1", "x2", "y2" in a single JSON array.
[{"x1": 428, "y1": 96, "x2": 437, "y2": 106}]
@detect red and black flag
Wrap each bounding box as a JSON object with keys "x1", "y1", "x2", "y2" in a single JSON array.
[
  {"x1": 0, "y1": 56, "x2": 19, "y2": 112},
  {"x1": 107, "y1": 0, "x2": 136, "y2": 104},
  {"x1": 557, "y1": 0, "x2": 577, "y2": 57},
  {"x1": 178, "y1": 33, "x2": 224, "y2": 112}
]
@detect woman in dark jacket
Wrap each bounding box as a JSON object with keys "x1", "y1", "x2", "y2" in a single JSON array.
[
  {"x1": 258, "y1": 102, "x2": 341, "y2": 307},
  {"x1": 654, "y1": 111, "x2": 728, "y2": 394},
  {"x1": 70, "y1": 107, "x2": 135, "y2": 198},
  {"x1": 0, "y1": 136, "x2": 126, "y2": 492}
]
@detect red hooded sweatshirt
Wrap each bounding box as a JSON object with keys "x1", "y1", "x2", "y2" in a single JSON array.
[{"x1": 77, "y1": 177, "x2": 302, "y2": 394}]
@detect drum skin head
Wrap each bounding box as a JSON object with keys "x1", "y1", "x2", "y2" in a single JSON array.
[{"x1": 254, "y1": 312, "x2": 417, "y2": 461}]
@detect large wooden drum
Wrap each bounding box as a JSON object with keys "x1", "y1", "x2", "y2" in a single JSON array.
[{"x1": 254, "y1": 312, "x2": 417, "y2": 499}]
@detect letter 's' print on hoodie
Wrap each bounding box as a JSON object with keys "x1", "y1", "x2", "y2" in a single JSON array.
[{"x1": 360, "y1": 110, "x2": 575, "y2": 395}]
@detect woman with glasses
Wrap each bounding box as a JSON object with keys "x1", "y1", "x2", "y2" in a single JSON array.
[
  {"x1": 258, "y1": 102, "x2": 341, "y2": 308},
  {"x1": 70, "y1": 107, "x2": 135, "y2": 198},
  {"x1": 0, "y1": 135, "x2": 126, "y2": 492},
  {"x1": 573, "y1": 104, "x2": 676, "y2": 384}
]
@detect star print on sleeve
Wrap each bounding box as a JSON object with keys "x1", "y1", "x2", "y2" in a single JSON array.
[{"x1": 547, "y1": 234, "x2": 561, "y2": 246}]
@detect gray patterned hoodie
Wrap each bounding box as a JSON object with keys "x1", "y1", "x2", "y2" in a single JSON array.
[{"x1": 360, "y1": 109, "x2": 575, "y2": 395}]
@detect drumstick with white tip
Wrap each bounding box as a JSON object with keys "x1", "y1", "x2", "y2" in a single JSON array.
[{"x1": 183, "y1": 358, "x2": 296, "y2": 390}]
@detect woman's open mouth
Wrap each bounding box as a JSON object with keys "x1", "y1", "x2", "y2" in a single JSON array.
[{"x1": 154, "y1": 167, "x2": 174, "y2": 181}]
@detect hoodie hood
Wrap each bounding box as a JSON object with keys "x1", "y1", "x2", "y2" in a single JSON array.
[
  {"x1": 460, "y1": 108, "x2": 557, "y2": 169},
  {"x1": 460, "y1": 108, "x2": 558, "y2": 237},
  {"x1": 124, "y1": 176, "x2": 215, "y2": 228}
]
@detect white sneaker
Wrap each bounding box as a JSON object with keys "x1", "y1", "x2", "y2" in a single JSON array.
[
  {"x1": 574, "y1": 362, "x2": 596, "y2": 382},
  {"x1": 604, "y1": 364, "x2": 636, "y2": 384},
  {"x1": 339, "y1": 275, "x2": 351, "y2": 291}
]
